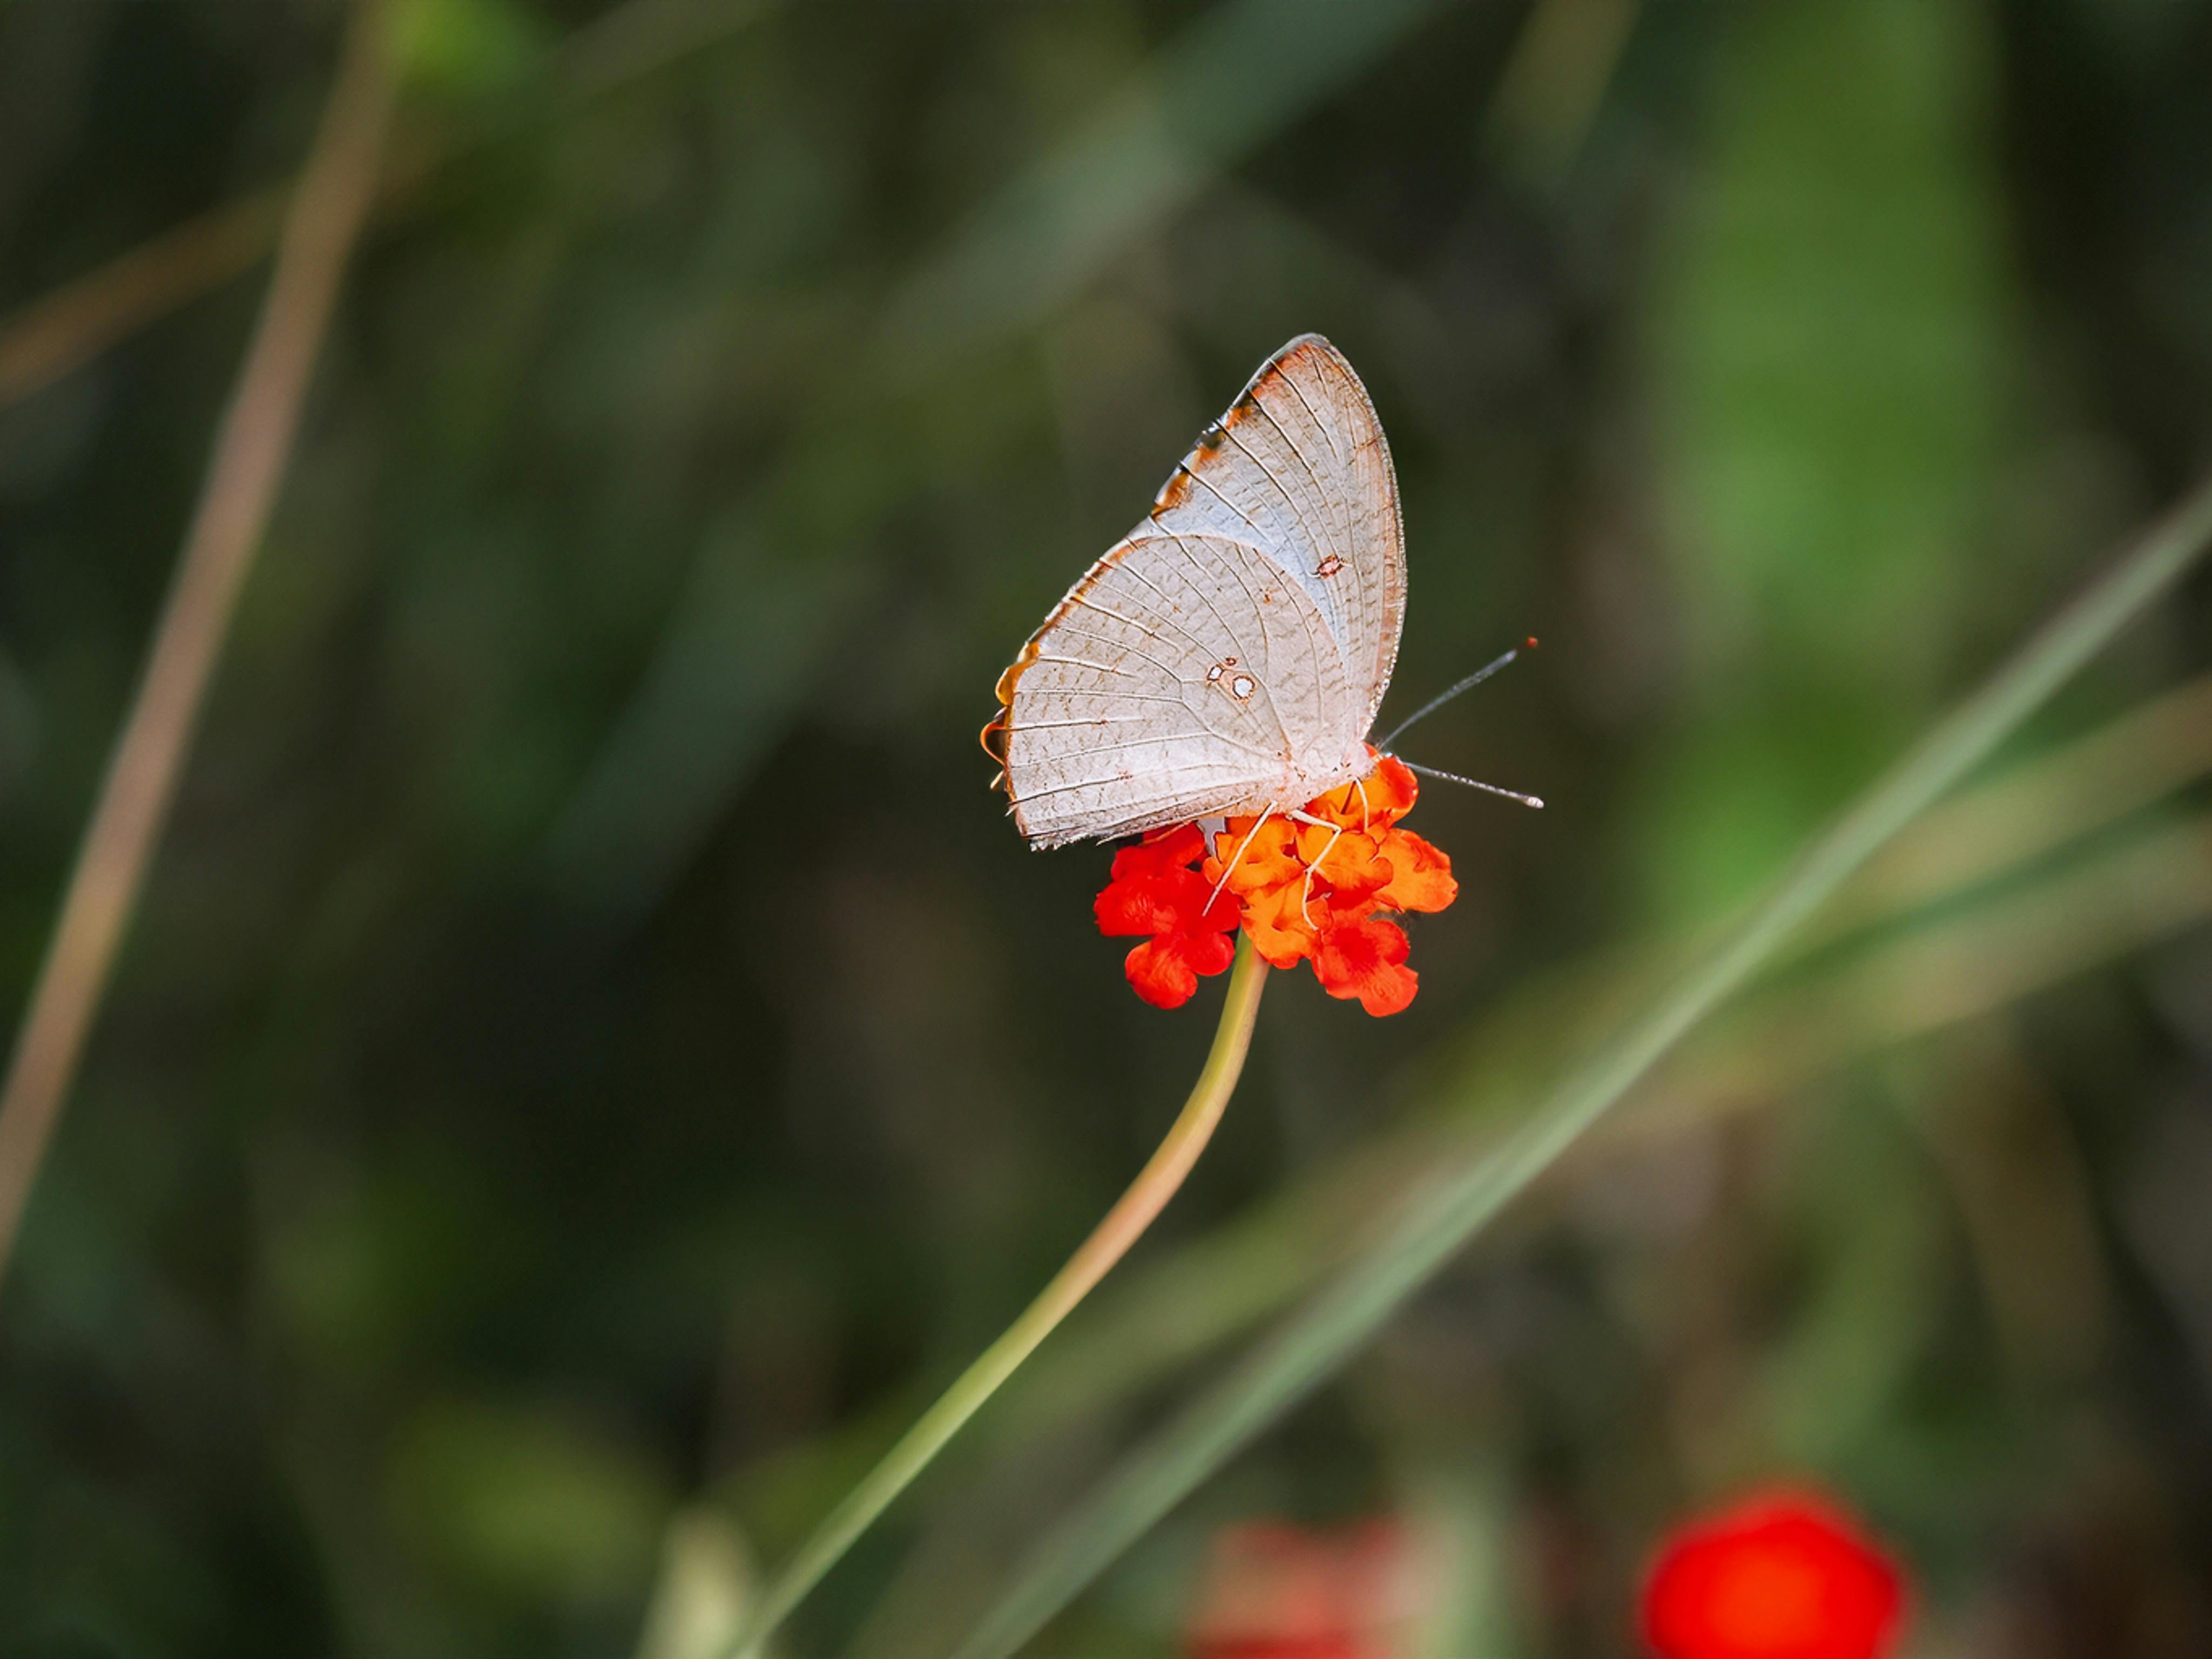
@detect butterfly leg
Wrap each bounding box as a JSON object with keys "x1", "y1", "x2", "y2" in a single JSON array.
[
  {"x1": 1204, "y1": 804, "x2": 1278, "y2": 913},
  {"x1": 1285, "y1": 808, "x2": 1348, "y2": 926}
]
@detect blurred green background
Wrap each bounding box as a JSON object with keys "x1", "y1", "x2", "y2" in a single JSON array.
[{"x1": 2, "y1": 0, "x2": 2210, "y2": 1654}]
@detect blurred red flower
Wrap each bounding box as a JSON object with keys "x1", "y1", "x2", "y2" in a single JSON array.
[
  {"x1": 1184, "y1": 1519, "x2": 1421, "y2": 1659},
  {"x1": 1095, "y1": 751, "x2": 1456, "y2": 1013},
  {"x1": 1638, "y1": 1489, "x2": 1907, "y2": 1659}
]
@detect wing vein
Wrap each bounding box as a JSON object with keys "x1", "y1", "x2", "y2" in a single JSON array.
[
  {"x1": 1017, "y1": 729, "x2": 1278, "y2": 766},
  {"x1": 1060, "y1": 589, "x2": 1212, "y2": 658},
  {"x1": 1279, "y1": 368, "x2": 1341, "y2": 463},
  {"x1": 1013, "y1": 759, "x2": 1255, "y2": 805},
  {"x1": 1246, "y1": 399, "x2": 1370, "y2": 685},
  {"x1": 1046, "y1": 622, "x2": 1204, "y2": 690}
]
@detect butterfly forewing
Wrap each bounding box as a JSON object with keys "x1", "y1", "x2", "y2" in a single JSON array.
[
  {"x1": 993, "y1": 335, "x2": 1405, "y2": 849},
  {"x1": 1148, "y1": 336, "x2": 1405, "y2": 743}
]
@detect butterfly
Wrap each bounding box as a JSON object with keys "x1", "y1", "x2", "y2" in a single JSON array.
[{"x1": 984, "y1": 335, "x2": 1406, "y2": 849}]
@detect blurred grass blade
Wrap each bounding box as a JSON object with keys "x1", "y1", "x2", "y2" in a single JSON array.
[
  {"x1": 637, "y1": 1508, "x2": 762, "y2": 1659},
  {"x1": 0, "y1": 0, "x2": 768, "y2": 413},
  {"x1": 0, "y1": 0, "x2": 397, "y2": 1289},
  {"x1": 947, "y1": 473, "x2": 2212, "y2": 1659},
  {"x1": 1486, "y1": 0, "x2": 1641, "y2": 179},
  {"x1": 1641, "y1": 808, "x2": 2212, "y2": 1139},
  {"x1": 1818, "y1": 669, "x2": 2212, "y2": 933},
  {"x1": 0, "y1": 188, "x2": 289, "y2": 411}
]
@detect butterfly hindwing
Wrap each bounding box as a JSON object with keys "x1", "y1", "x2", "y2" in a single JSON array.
[
  {"x1": 994, "y1": 528, "x2": 1351, "y2": 848},
  {"x1": 993, "y1": 335, "x2": 1403, "y2": 849}
]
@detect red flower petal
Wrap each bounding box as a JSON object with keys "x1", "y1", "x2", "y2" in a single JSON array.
[
  {"x1": 1310, "y1": 916, "x2": 1417, "y2": 1016},
  {"x1": 1124, "y1": 929, "x2": 1237, "y2": 1009},
  {"x1": 1109, "y1": 823, "x2": 1210, "y2": 881},
  {"x1": 1094, "y1": 867, "x2": 1191, "y2": 935},
  {"x1": 1640, "y1": 1489, "x2": 1907, "y2": 1659},
  {"x1": 1185, "y1": 1518, "x2": 1416, "y2": 1659},
  {"x1": 1096, "y1": 837, "x2": 1236, "y2": 938}
]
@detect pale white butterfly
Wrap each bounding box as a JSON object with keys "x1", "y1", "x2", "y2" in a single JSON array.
[{"x1": 984, "y1": 334, "x2": 1408, "y2": 850}]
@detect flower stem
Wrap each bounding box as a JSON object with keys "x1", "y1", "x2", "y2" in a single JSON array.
[{"x1": 727, "y1": 936, "x2": 1269, "y2": 1656}]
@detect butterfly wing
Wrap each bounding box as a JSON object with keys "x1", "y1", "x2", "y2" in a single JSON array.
[
  {"x1": 1147, "y1": 335, "x2": 1406, "y2": 750},
  {"x1": 989, "y1": 335, "x2": 1402, "y2": 850},
  {"x1": 988, "y1": 527, "x2": 1352, "y2": 849}
]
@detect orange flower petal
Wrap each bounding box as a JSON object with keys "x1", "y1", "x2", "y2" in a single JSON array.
[
  {"x1": 1374, "y1": 829, "x2": 1456, "y2": 914},
  {"x1": 1208, "y1": 819, "x2": 1303, "y2": 895},
  {"x1": 1232, "y1": 881, "x2": 1314, "y2": 966},
  {"x1": 1307, "y1": 779, "x2": 1363, "y2": 827},
  {"x1": 1364, "y1": 753, "x2": 1419, "y2": 823},
  {"x1": 1301, "y1": 827, "x2": 1391, "y2": 902},
  {"x1": 1296, "y1": 752, "x2": 1416, "y2": 835}
]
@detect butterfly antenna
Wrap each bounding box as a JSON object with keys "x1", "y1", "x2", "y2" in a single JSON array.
[
  {"x1": 1375, "y1": 638, "x2": 1537, "y2": 747},
  {"x1": 1395, "y1": 760, "x2": 1544, "y2": 810}
]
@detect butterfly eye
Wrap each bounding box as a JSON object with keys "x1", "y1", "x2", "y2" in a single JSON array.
[{"x1": 1315, "y1": 555, "x2": 1345, "y2": 578}]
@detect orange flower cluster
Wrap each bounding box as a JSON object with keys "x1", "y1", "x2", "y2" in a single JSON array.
[{"x1": 1094, "y1": 751, "x2": 1456, "y2": 1015}]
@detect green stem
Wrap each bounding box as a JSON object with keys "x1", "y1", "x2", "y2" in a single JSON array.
[{"x1": 727, "y1": 935, "x2": 1270, "y2": 1656}]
